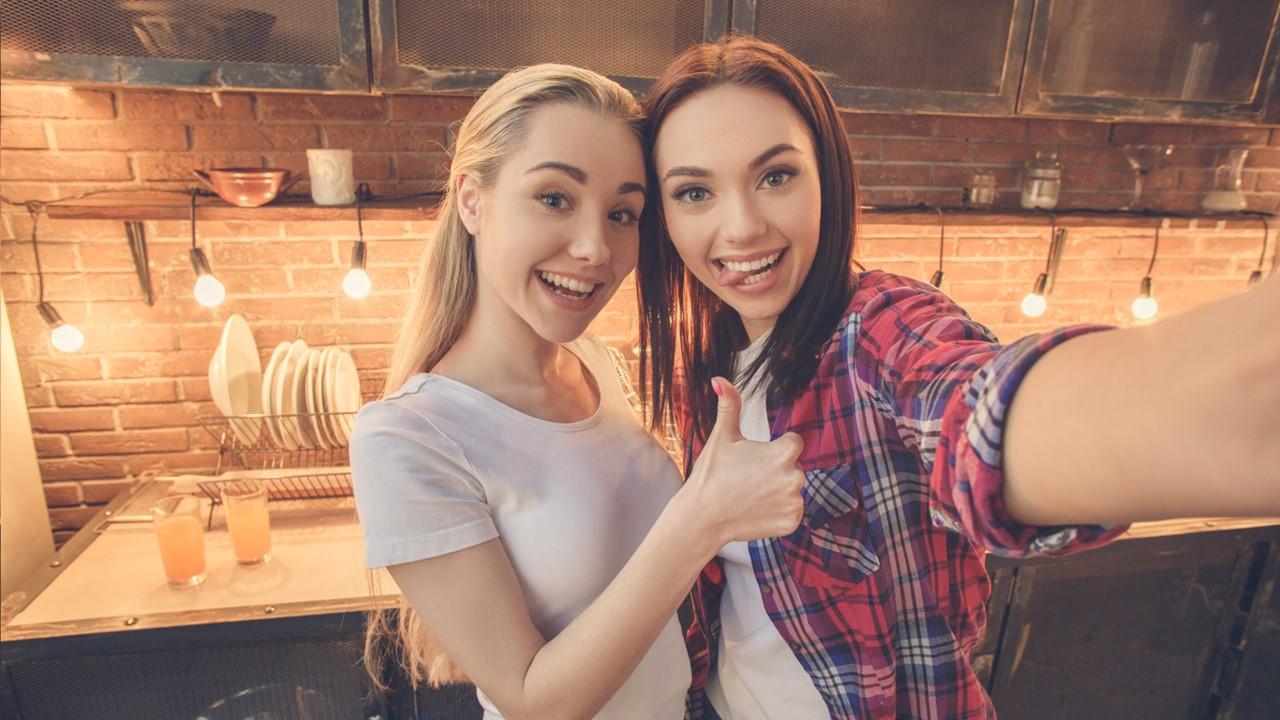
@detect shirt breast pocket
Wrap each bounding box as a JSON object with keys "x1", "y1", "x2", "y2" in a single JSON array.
[{"x1": 788, "y1": 462, "x2": 881, "y2": 589}]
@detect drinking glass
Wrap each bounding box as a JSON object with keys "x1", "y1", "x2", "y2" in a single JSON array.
[
  {"x1": 1122, "y1": 144, "x2": 1174, "y2": 210},
  {"x1": 151, "y1": 495, "x2": 207, "y2": 588},
  {"x1": 222, "y1": 480, "x2": 272, "y2": 565}
]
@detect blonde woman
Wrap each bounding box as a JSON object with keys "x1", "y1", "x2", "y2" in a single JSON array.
[{"x1": 350, "y1": 65, "x2": 805, "y2": 720}]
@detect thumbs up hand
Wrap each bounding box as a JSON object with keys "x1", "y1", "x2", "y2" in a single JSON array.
[{"x1": 681, "y1": 377, "x2": 806, "y2": 546}]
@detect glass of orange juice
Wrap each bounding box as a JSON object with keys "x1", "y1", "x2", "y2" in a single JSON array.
[
  {"x1": 150, "y1": 494, "x2": 207, "y2": 588},
  {"x1": 221, "y1": 480, "x2": 272, "y2": 565}
]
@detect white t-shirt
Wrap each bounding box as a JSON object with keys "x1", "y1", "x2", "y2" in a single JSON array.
[
  {"x1": 350, "y1": 336, "x2": 690, "y2": 720},
  {"x1": 706, "y1": 333, "x2": 828, "y2": 719}
]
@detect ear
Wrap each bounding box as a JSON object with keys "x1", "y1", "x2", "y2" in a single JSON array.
[{"x1": 456, "y1": 174, "x2": 482, "y2": 236}]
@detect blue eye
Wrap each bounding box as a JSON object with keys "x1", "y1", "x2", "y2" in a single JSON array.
[
  {"x1": 538, "y1": 192, "x2": 568, "y2": 210},
  {"x1": 674, "y1": 186, "x2": 710, "y2": 204},
  {"x1": 761, "y1": 169, "x2": 792, "y2": 189}
]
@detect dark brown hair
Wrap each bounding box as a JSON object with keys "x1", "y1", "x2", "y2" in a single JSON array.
[{"x1": 638, "y1": 36, "x2": 859, "y2": 446}]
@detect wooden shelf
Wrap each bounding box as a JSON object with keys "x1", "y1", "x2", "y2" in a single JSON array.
[
  {"x1": 42, "y1": 193, "x2": 441, "y2": 221},
  {"x1": 36, "y1": 194, "x2": 1274, "y2": 229}
]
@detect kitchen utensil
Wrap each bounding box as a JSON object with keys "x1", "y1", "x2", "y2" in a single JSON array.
[
  {"x1": 1121, "y1": 145, "x2": 1173, "y2": 211},
  {"x1": 1202, "y1": 148, "x2": 1249, "y2": 213},
  {"x1": 260, "y1": 341, "x2": 291, "y2": 448},
  {"x1": 306, "y1": 149, "x2": 356, "y2": 206},
  {"x1": 217, "y1": 314, "x2": 262, "y2": 446},
  {"x1": 273, "y1": 340, "x2": 309, "y2": 450},
  {"x1": 309, "y1": 348, "x2": 336, "y2": 448},
  {"x1": 963, "y1": 171, "x2": 997, "y2": 209},
  {"x1": 329, "y1": 350, "x2": 361, "y2": 445},
  {"x1": 1020, "y1": 152, "x2": 1061, "y2": 210},
  {"x1": 191, "y1": 167, "x2": 302, "y2": 208},
  {"x1": 291, "y1": 349, "x2": 319, "y2": 448}
]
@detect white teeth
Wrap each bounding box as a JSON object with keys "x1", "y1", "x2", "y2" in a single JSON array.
[
  {"x1": 538, "y1": 271, "x2": 596, "y2": 295},
  {"x1": 722, "y1": 252, "x2": 781, "y2": 273},
  {"x1": 741, "y1": 264, "x2": 776, "y2": 285}
]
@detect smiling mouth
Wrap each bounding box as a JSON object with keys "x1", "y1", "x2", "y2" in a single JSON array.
[
  {"x1": 537, "y1": 271, "x2": 602, "y2": 300},
  {"x1": 715, "y1": 249, "x2": 787, "y2": 286}
]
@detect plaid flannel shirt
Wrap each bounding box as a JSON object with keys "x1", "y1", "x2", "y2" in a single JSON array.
[{"x1": 677, "y1": 270, "x2": 1129, "y2": 719}]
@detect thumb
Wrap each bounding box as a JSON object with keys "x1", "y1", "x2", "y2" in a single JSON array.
[{"x1": 706, "y1": 377, "x2": 744, "y2": 445}]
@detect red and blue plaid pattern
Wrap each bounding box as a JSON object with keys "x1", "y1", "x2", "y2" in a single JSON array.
[{"x1": 678, "y1": 271, "x2": 1128, "y2": 719}]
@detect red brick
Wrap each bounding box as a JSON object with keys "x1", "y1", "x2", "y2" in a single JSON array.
[
  {"x1": 1165, "y1": 147, "x2": 1221, "y2": 168},
  {"x1": 28, "y1": 407, "x2": 116, "y2": 433},
  {"x1": 121, "y1": 90, "x2": 254, "y2": 121},
  {"x1": 261, "y1": 94, "x2": 387, "y2": 121},
  {"x1": 882, "y1": 139, "x2": 972, "y2": 163},
  {"x1": 847, "y1": 138, "x2": 880, "y2": 162},
  {"x1": 953, "y1": 236, "x2": 1045, "y2": 258},
  {"x1": 43, "y1": 482, "x2": 83, "y2": 507},
  {"x1": 1026, "y1": 120, "x2": 1110, "y2": 144},
  {"x1": 135, "y1": 151, "x2": 264, "y2": 181},
  {"x1": 82, "y1": 479, "x2": 137, "y2": 504},
  {"x1": 860, "y1": 188, "x2": 957, "y2": 207},
  {"x1": 0, "y1": 120, "x2": 48, "y2": 149},
  {"x1": 349, "y1": 345, "x2": 392, "y2": 371},
  {"x1": 972, "y1": 142, "x2": 1059, "y2": 165},
  {"x1": 856, "y1": 163, "x2": 932, "y2": 187},
  {"x1": 336, "y1": 293, "x2": 408, "y2": 319},
  {"x1": 126, "y1": 449, "x2": 220, "y2": 475},
  {"x1": 38, "y1": 456, "x2": 129, "y2": 481},
  {"x1": 70, "y1": 428, "x2": 189, "y2": 455},
  {"x1": 1255, "y1": 172, "x2": 1280, "y2": 192},
  {"x1": 33, "y1": 218, "x2": 128, "y2": 241},
  {"x1": 212, "y1": 239, "x2": 334, "y2": 266},
  {"x1": 40, "y1": 271, "x2": 142, "y2": 301},
  {"x1": 935, "y1": 117, "x2": 1027, "y2": 141},
  {"x1": 388, "y1": 95, "x2": 477, "y2": 123},
  {"x1": 106, "y1": 350, "x2": 211, "y2": 379},
  {"x1": 1056, "y1": 144, "x2": 1128, "y2": 168},
  {"x1": 841, "y1": 112, "x2": 936, "y2": 137},
  {"x1": 179, "y1": 377, "x2": 214, "y2": 402},
  {"x1": 73, "y1": 241, "x2": 140, "y2": 271},
  {"x1": 73, "y1": 326, "x2": 177, "y2": 353},
  {"x1": 1, "y1": 273, "x2": 32, "y2": 299},
  {"x1": 51, "y1": 122, "x2": 188, "y2": 151},
  {"x1": 1189, "y1": 125, "x2": 1270, "y2": 145},
  {"x1": 192, "y1": 125, "x2": 319, "y2": 151},
  {"x1": 0, "y1": 151, "x2": 132, "y2": 181},
  {"x1": 325, "y1": 125, "x2": 447, "y2": 152},
  {"x1": 231, "y1": 296, "x2": 336, "y2": 321},
  {"x1": 33, "y1": 434, "x2": 71, "y2": 457},
  {"x1": 1, "y1": 86, "x2": 115, "y2": 119},
  {"x1": 25, "y1": 354, "x2": 103, "y2": 381},
  {"x1": 931, "y1": 166, "x2": 1019, "y2": 188},
  {"x1": 195, "y1": 267, "x2": 289, "y2": 294},
  {"x1": 53, "y1": 379, "x2": 178, "y2": 406},
  {"x1": 396, "y1": 153, "x2": 451, "y2": 181},
  {"x1": 49, "y1": 506, "x2": 101, "y2": 530},
  {"x1": 1111, "y1": 124, "x2": 1195, "y2": 145},
  {"x1": 300, "y1": 321, "x2": 399, "y2": 346},
  {"x1": 1246, "y1": 148, "x2": 1280, "y2": 167}
]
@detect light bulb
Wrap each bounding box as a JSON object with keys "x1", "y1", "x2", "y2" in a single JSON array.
[
  {"x1": 194, "y1": 274, "x2": 226, "y2": 307},
  {"x1": 1020, "y1": 293, "x2": 1047, "y2": 318},
  {"x1": 50, "y1": 322, "x2": 84, "y2": 352},
  {"x1": 1131, "y1": 295, "x2": 1158, "y2": 320},
  {"x1": 343, "y1": 267, "x2": 371, "y2": 298}
]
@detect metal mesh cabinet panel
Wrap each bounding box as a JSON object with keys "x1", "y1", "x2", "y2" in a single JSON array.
[
  {"x1": 735, "y1": 0, "x2": 1030, "y2": 113},
  {"x1": 373, "y1": 0, "x2": 711, "y2": 93},
  {"x1": 1, "y1": 0, "x2": 368, "y2": 91}
]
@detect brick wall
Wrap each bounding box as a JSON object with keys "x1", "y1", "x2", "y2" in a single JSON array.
[{"x1": 1, "y1": 83, "x2": 1277, "y2": 544}]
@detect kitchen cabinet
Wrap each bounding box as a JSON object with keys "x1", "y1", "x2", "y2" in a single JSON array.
[
  {"x1": 0, "y1": 0, "x2": 369, "y2": 92},
  {"x1": 1019, "y1": 0, "x2": 1280, "y2": 121},
  {"x1": 730, "y1": 0, "x2": 1034, "y2": 114},
  {"x1": 369, "y1": 0, "x2": 719, "y2": 94}
]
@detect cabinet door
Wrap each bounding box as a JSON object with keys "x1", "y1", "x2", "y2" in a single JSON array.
[
  {"x1": 0, "y1": 0, "x2": 369, "y2": 92},
  {"x1": 371, "y1": 0, "x2": 723, "y2": 95},
  {"x1": 731, "y1": 0, "x2": 1033, "y2": 114},
  {"x1": 1020, "y1": 0, "x2": 1280, "y2": 121}
]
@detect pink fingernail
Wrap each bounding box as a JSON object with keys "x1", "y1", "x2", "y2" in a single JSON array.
[{"x1": 711, "y1": 379, "x2": 723, "y2": 397}]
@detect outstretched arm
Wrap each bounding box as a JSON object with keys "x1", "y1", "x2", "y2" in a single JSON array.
[{"x1": 1004, "y1": 272, "x2": 1280, "y2": 526}]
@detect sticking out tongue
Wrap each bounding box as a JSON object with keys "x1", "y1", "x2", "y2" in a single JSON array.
[{"x1": 717, "y1": 253, "x2": 780, "y2": 286}]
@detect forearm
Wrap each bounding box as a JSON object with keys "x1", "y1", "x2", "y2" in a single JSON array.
[
  {"x1": 1003, "y1": 273, "x2": 1280, "y2": 526},
  {"x1": 518, "y1": 491, "x2": 715, "y2": 719}
]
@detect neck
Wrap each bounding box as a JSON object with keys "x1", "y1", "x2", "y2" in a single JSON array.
[
  {"x1": 436, "y1": 283, "x2": 563, "y2": 390},
  {"x1": 742, "y1": 316, "x2": 776, "y2": 343}
]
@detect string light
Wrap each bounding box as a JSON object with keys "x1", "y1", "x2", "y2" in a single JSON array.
[
  {"x1": 24, "y1": 203, "x2": 85, "y2": 352},
  {"x1": 1021, "y1": 217, "x2": 1066, "y2": 318},
  {"x1": 930, "y1": 208, "x2": 945, "y2": 288},
  {"x1": 1131, "y1": 223, "x2": 1161, "y2": 320},
  {"x1": 1248, "y1": 218, "x2": 1269, "y2": 287},
  {"x1": 343, "y1": 184, "x2": 371, "y2": 299},
  {"x1": 188, "y1": 191, "x2": 225, "y2": 307}
]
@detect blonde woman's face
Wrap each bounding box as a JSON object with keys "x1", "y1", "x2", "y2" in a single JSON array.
[
  {"x1": 654, "y1": 84, "x2": 822, "y2": 341},
  {"x1": 461, "y1": 103, "x2": 645, "y2": 344}
]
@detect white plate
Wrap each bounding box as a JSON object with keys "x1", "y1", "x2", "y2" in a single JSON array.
[
  {"x1": 273, "y1": 340, "x2": 308, "y2": 451},
  {"x1": 217, "y1": 314, "x2": 263, "y2": 447},
  {"x1": 260, "y1": 341, "x2": 291, "y2": 448},
  {"x1": 330, "y1": 350, "x2": 362, "y2": 445},
  {"x1": 321, "y1": 348, "x2": 343, "y2": 445},
  {"x1": 292, "y1": 348, "x2": 320, "y2": 449},
  {"x1": 208, "y1": 352, "x2": 230, "y2": 417},
  {"x1": 311, "y1": 348, "x2": 337, "y2": 448}
]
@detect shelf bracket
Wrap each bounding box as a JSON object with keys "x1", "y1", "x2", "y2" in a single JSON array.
[{"x1": 124, "y1": 221, "x2": 154, "y2": 306}]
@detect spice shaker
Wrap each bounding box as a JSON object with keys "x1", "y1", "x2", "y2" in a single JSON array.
[
  {"x1": 963, "y1": 172, "x2": 997, "y2": 209},
  {"x1": 1020, "y1": 152, "x2": 1062, "y2": 210}
]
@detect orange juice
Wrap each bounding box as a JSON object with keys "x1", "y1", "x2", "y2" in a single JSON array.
[
  {"x1": 225, "y1": 495, "x2": 272, "y2": 564},
  {"x1": 154, "y1": 514, "x2": 207, "y2": 587}
]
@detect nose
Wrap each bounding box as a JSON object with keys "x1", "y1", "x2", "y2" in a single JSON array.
[
  {"x1": 567, "y1": 217, "x2": 611, "y2": 267},
  {"x1": 719, "y1": 192, "x2": 768, "y2": 245}
]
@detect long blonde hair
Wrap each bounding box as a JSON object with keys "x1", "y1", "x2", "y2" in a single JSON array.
[{"x1": 366, "y1": 64, "x2": 644, "y2": 692}]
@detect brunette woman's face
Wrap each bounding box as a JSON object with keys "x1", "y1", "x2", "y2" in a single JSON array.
[
  {"x1": 458, "y1": 102, "x2": 645, "y2": 344},
  {"x1": 653, "y1": 84, "x2": 822, "y2": 340}
]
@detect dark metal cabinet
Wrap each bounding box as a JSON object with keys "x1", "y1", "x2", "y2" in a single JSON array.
[
  {"x1": 370, "y1": 0, "x2": 720, "y2": 95},
  {"x1": 0, "y1": 0, "x2": 369, "y2": 92},
  {"x1": 1019, "y1": 0, "x2": 1280, "y2": 121},
  {"x1": 730, "y1": 0, "x2": 1034, "y2": 114}
]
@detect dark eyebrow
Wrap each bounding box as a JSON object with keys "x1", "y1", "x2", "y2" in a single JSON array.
[
  {"x1": 661, "y1": 143, "x2": 800, "y2": 182},
  {"x1": 527, "y1": 161, "x2": 586, "y2": 183},
  {"x1": 618, "y1": 181, "x2": 646, "y2": 196}
]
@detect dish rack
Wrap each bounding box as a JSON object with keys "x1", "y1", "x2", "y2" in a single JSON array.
[{"x1": 194, "y1": 373, "x2": 384, "y2": 508}]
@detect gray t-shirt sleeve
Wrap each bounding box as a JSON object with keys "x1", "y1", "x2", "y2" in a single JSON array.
[{"x1": 350, "y1": 399, "x2": 499, "y2": 569}]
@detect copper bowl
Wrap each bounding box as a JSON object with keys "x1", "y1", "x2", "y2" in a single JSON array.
[{"x1": 192, "y1": 167, "x2": 302, "y2": 207}]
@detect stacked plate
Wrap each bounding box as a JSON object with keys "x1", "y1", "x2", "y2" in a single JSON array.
[
  {"x1": 260, "y1": 339, "x2": 363, "y2": 450},
  {"x1": 208, "y1": 314, "x2": 263, "y2": 446}
]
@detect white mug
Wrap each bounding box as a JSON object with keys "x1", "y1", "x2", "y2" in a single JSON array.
[{"x1": 306, "y1": 149, "x2": 356, "y2": 206}]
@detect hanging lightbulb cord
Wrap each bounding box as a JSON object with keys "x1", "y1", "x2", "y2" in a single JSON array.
[
  {"x1": 1131, "y1": 222, "x2": 1161, "y2": 320},
  {"x1": 1249, "y1": 218, "x2": 1269, "y2": 286},
  {"x1": 188, "y1": 190, "x2": 226, "y2": 307},
  {"x1": 343, "y1": 183, "x2": 373, "y2": 299},
  {"x1": 930, "y1": 208, "x2": 945, "y2": 288},
  {"x1": 26, "y1": 202, "x2": 85, "y2": 352}
]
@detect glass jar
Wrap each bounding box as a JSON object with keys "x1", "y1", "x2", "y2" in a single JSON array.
[
  {"x1": 1020, "y1": 152, "x2": 1062, "y2": 210},
  {"x1": 963, "y1": 171, "x2": 997, "y2": 209}
]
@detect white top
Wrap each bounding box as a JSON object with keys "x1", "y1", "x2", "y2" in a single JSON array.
[
  {"x1": 350, "y1": 337, "x2": 690, "y2": 720},
  {"x1": 706, "y1": 333, "x2": 827, "y2": 719}
]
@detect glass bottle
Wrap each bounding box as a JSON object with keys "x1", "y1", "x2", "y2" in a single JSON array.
[
  {"x1": 1202, "y1": 148, "x2": 1249, "y2": 213},
  {"x1": 1021, "y1": 152, "x2": 1062, "y2": 210}
]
